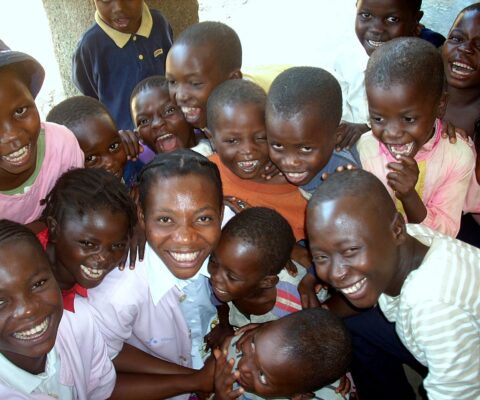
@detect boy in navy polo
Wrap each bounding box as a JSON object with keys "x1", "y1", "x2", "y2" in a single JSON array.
[{"x1": 72, "y1": 1, "x2": 173, "y2": 144}]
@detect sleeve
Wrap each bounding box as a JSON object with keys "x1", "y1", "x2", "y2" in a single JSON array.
[
  {"x1": 422, "y1": 141, "x2": 475, "y2": 237},
  {"x1": 48, "y1": 122, "x2": 84, "y2": 169},
  {"x1": 0, "y1": 387, "x2": 55, "y2": 399},
  {"x1": 72, "y1": 37, "x2": 99, "y2": 99},
  {"x1": 405, "y1": 302, "x2": 480, "y2": 400}
]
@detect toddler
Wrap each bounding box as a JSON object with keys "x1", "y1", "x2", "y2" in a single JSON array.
[
  {"x1": 0, "y1": 49, "x2": 83, "y2": 224},
  {"x1": 214, "y1": 308, "x2": 352, "y2": 400},
  {"x1": 39, "y1": 168, "x2": 136, "y2": 312},
  {"x1": 72, "y1": 0, "x2": 173, "y2": 134},
  {"x1": 206, "y1": 79, "x2": 307, "y2": 241},
  {"x1": 0, "y1": 219, "x2": 115, "y2": 399},
  {"x1": 87, "y1": 150, "x2": 234, "y2": 398},
  {"x1": 265, "y1": 66, "x2": 360, "y2": 200},
  {"x1": 357, "y1": 37, "x2": 475, "y2": 236},
  {"x1": 46, "y1": 95, "x2": 143, "y2": 187},
  {"x1": 307, "y1": 168, "x2": 480, "y2": 400},
  {"x1": 166, "y1": 21, "x2": 242, "y2": 131}
]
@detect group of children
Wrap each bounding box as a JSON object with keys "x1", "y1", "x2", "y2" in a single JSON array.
[{"x1": 0, "y1": 0, "x2": 479, "y2": 399}]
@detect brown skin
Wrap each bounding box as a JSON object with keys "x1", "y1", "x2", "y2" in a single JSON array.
[{"x1": 94, "y1": 0, "x2": 143, "y2": 34}]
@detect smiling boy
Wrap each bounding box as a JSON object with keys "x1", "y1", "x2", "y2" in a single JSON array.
[{"x1": 307, "y1": 169, "x2": 480, "y2": 400}]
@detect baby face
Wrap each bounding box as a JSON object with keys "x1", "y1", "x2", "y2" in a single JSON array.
[{"x1": 94, "y1": 0, "x2": 143, "y2": 34}]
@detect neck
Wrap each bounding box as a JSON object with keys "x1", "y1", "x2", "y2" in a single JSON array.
[
  {"x1": 386, "y1": 235, "x2": 429, "y2": 297},
  {"x1": 447, "y1": 84, "x2": 480, "y2": 107},
  {"x1": 2, "y1": 350, "x2": 47, "y2": 375},
  {"x1": 46, "y1": 244, "x2": 76, "y2": 291},
  {"x1": 233, "y1": 286, "x2": 277, "y2": 316}
]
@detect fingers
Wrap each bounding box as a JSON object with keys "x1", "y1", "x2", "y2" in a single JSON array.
[
  {"x1": 118, "y1": 130, "x2": 143, "y2": 160},
  {"x1": 285, "y1": 260, "x2": 298, "y2": 277}
]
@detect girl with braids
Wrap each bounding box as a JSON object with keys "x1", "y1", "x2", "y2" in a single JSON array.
[
  {"x1": 39, "y1": 167, "x2": 137, "y2": 313},
  {"x1": 0, "y1": 219, "x2": 116, "y2": 399},
  {"x1": 87, "y1": 149, "x2": 234, "y2": 399}
]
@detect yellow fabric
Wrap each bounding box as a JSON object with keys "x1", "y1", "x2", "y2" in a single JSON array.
[
  {"x1": 395, "y1": 159, "x2": 426, "y2": 216},
  {"x1": 242, "y1": 64, "x2": 294, "y2": 92},
  {"x1": 95, "y1": 2, "x2": 152, "y2": 48}
]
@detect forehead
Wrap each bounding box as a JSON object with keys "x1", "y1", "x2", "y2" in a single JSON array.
[
  {"x1": 62, "y1": 208, "x2": 129, "y2": 236},
  {"x1": 452, "y1": 9, "x2": 480, "y2": 33},
  {"x1": 74, "y1": 114, "x2": 118, "y2": 148},
  {"x1": 216, "y1": 235, "x2": 262, "y2": 266},
  {"x1": 357, "y1": 0, "x2": 415, "y2": 14},
  {"x1": 0, "y1": 68, "x2": 32, "y2": 99},
  {"x1": 135, "y1": 85, "x2": 170, "y2": 105},
  {"x1": 367, "y1": 83, "x2": 433, "y2": 110},
  {"x1": 167, "y1": 42, "x2": 222, "y2": 77},
  {"x1": 217, "y1": 102, "x2": 265, "y2": 126}
]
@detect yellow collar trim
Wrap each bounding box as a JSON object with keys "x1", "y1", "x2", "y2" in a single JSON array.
[{"x1": 95, "y1": 2, "x2": 153, "y2": 48}]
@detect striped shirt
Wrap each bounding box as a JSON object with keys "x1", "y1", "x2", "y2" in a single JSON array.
[{"x1": 379, "y1": 224, "x2": 480, "y2": 400}]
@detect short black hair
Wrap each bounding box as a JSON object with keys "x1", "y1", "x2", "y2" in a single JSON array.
[
  {"x1": 46, "y1": 95, "x2": 114, "y2": 135},
  {"x1": 0, "y1": 219, "x2": 44, "y2": 252},
  {"x1": 275, "y1": 308, "x2": 352, "y2": 393},
  {"x1": 207, "y1": 79, "x2": 266, "y2": 133},
  {"x1": 266, "y1": 66, "x2": 342, "y2": 135},
  {"x1": 138, "y1": 149, "x2": 223, "y2": 210},
  {"x1": 308, "y1": 169, "x2": 397, "y2": 222},
  {"x1": 365, "y1": 37, "x2": 444, "y2": 103},
  {"x1": 221, "y1": 207, "x2": 295, "y2": 276},
  {"x1": 130, "y1": 75, "x2": 169, "y2": 125},
  {"x1": 411, "y1": 0, "x2": 422, "y2": 12},
  {"x1": 41, "y1": 168, "x2": 137, "y2": 237},
  {"x1": 174, "y1": 21, "x2": 242, "y2": 74}
]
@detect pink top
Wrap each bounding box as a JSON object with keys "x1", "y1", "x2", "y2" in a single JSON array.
[
  {"x1": 464, "y1": 143, "x2": 480, "y2": 214},
  {"x1": 357, "y1": 120, "x2": 475, "y2": 237},
  {"x1": 0, "y1": 300, "x2": 116, "y2": 399},
  {"x1": 0, "y1": 122, "x2": 84, "y2": 224}
]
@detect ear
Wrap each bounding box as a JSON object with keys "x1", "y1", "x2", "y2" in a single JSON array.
[
  {"x1": 137, "y1": 206, "x2": 146, "y2": 231},
  {"x1": 46, "y1": 217, "x2": 59, "y2": 243},
  {"x1": 435, "y1": 90, "x2": 448, "y2": 120},
  {"x1": 259, "y1": 274, "x2": 279, "y2": 289},
  {"x1": 229, "y1": 69, "x2": 242, "y2": 80},
  {"x1": 204, "y1": 127, "x2": 216, "y2": 151},
  {"x1": 413, "y1": 11, "x2": 424, "y2": 36},
  {"x1": 391, "y1": 212, "x2": 407, "y2": 245}
]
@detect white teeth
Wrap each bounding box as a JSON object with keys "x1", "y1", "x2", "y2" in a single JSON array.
[
  {"x1": 2, "y1": 145, "x2": 29, "y2": 163},
  {"x1": 237, "y1": 160, "x2": 259, "y2": 171},
  {"x1": 340, "y1": 278, "x2": 366, "y2": 295},
  {"x1": 214, "y1": 286, "x2": 228, "y2": 294},
  {"x1": 286, "y1": 172, "x2": 306, "y2": 178},
  {"x1": 169, "y1": 251, "x2": 200, "y2": 262},
  {"x1": 387, "y1": 142, "x2": 414, "y2": 157},
  {"x1": 368, "y1": 40, "x2": 384, "y2": 48},
  {"x1": 452, "y1": 61, "x2": 474, "y2": 71},
  {"x1": 13, "y1": 318, "x2": 49, "y2": 340},
  {"x1": 80, "y1": 264, "x2": 106, "y2": 279},
  {"x1": 157, "y1": 133, "x2": 173, "y2": 141}
]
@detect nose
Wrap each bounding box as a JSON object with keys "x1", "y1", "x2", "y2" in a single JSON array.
[
  {"x1": 382, "y1": 121, "x2": 403, "y2": 140},
  {"x1": 282, "y1": 152, "x2": 301, "y2": 169},
  {"x1": 368, "y1": 17, "x2": 384, "y2": 35},
  {"x1": 173, "y1": 224, "x2": 196, "y2": 243},
  {"x1": 151, "y1": 113, "x2": 166, "y2": 129},
  {"x1": 458, "y1": 40, "x2": 474, "y2": 55},
  {"x1": 330, "y1": 259, "x2": 348, "y2": 284},
  {"x1": 174, "y1": 84, "x2": 190, "y2": 104},
  {"x1": 13, "y1": 294, "x2": 39, "y2": 320},
  {"x1": 99, "y1": 156, "x2": 119, "y2": 175},
  {"x1": 0, "y1": 125, "x2": 25, "y2": 149},
  {"x1": 239, "y1": 140, "x2": 254, "y2": 156}
]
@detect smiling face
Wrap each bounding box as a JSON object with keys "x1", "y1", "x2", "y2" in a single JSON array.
[
  {"x1": 307, "y1": 196, "x2": 404, "y2": 309},
  {"x1": 208, "y1": 234, "x2": 267, "y2": 303},
  {"x1": 166, "y1": 43, "x2": 235, "y2": 129},
  {"x1": 367, "y1": 83, "x2": 443, "y2": 158},
  {"x1": 94, "y1": 0, "x2": 143, "y2": 34},
  {"x1": 50, "y1": 208, "x2": 129, "y2": 289},
  {"x1": 0, "y1": 239, "x2": 63, "y2": 372},
  {"x1": 442, "y1": 8, "x2": 480, "y2": 90},
  {"x1": 236, "y1": 322, "x2": 305, "y2": 397},
  {"x1": 140, "y1": 174, "x2": 223, "y2": 279},
  {"x1": 0, "y1": 68, "x2": 40, "y2": 191},
  {"x1": 355, "y1": 0, "x2": 421, "y2": 56},
  {"x1": 131, "y1": 86, "x2": 195, "y2": 153},
  {"x1": 209, "y1": 102, "x2": 269, "y2": 181},
  {"x1": 266, "y1": 110, "x2": 336, "y2": 186},
  {"x1": 73, "y1": 114, "x2": 126, "y2": 179}
]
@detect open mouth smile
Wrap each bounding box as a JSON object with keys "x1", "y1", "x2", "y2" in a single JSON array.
[
  {"x1": 13, "y1": 317, "x2": 50, "y2": 341},
  {"x1": 386, "y1": 142, "x2": 415, "y2": 158}
]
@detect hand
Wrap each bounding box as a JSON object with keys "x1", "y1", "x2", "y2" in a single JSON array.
[
  {"x1": 223, "y1": 196, "x2": 252, "y2": 214},
  {"x1": 260, "y1": 160, "x2": 282, "y2": 181},
  {"x1": 441, "y1": 120, "x2": 468, "y2": 144},
  {"x1": 118, "y1": 129, "x2": 144, "y2": 160},
  {"x1": 290, "y1": 243, "x2": 312, "y2": 268},
  {"x1": 285, "y1": 259, "x2": 298, "y2": 277},
  {"x1": 335, "y1": 122, "x2": 369, "y2": 151},
  {"x1": 234, "y1": 323, "x2": 261, "y2": 352},
  {"x1": 298, "y1": 273, "x2": 326, "y2": 309},
  {"x1": 118, "y1": 223, "x2": 146, "y2": 270},
  {"x1": 335, "y1": 374, "x2": 352, "y2": 397},
  {"x1": 205, "y1": 323, "x2": 235, "y2": 353},
  {"x1": 213, "y1": 339, "x2": 243, "y2": 400},
  {"x1": 193, "y1": 355, "x2": 216, "y2": 394},
  {"x1": 320, "y1": 163, "x2": 356, "y2": 181},
  {"x1": 386, "y1": 156, "x2": 419, "y2": 200}
]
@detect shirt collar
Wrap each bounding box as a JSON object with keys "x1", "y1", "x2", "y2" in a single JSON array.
[
  {"x1": 95, "y1": 2, "x2": 153, "y2": 48},
  {"x1": 0, "y1": 348, "x2": 58, "y2": 394},
  {"x1": 144, "y1": 243, "x2": 211, "y2": 305}
]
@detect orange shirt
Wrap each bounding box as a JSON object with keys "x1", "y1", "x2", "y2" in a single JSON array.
[{"x1": 210, "y1": 154, "x2": 307, "y2": 240}]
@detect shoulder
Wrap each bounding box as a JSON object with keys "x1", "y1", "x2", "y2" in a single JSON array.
[
  {"x1": 76, "y1": 22, "x2": 105, "y2": 46},
  {"x1": 150, "y1": 8, "x2": 171, "y2": 25}
]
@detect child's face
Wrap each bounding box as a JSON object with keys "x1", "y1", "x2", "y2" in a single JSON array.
[
  {"x1": 73, "y1": 114, "x2": 127, "y2": 179},
  {"x1": 140, "y1": 174, "x2": 223, "y2": 279},
  {"x1": 209, "y1": 103, "x2": 269, "y2": 180},
  {"x1": 367, "y1": 83, "x2": 443, "y2": 159},
  {"x1": 94, "y1": 0, "x2": 143, "y2": 34},
  {"x1": 0, "y1": 69, "x2": 40, "y2": 187},
  {"x1": 208, "y1": 235, "x2": 266, "y2": 303},
  {"x1": 307, "y1": 196, "x2": 402, "y2": 309},
  {"x1": 51, "y1": 208, "x2": 129, "y2": 289},
  {"x1": 166, "y1": 43, "x2": 234, "y2": 129},
  {"x1": 0, "y1": 240, "x2": 62, "y2": 368},
  {"x1": 236, "y1": 321, "x2": 304, "y2": 397},
  {"x1": 131, "y1": 86, "x2": 195, "y2": 153},
  {"x1": 355, "y1": 0, "x2": 422, "y2": 56},
  {"x1": 266, "y1": 110, "x2": 336, "y2": 186},
  {"x1": 442, "y1": 8, "x2": 480, "y2": 90}
]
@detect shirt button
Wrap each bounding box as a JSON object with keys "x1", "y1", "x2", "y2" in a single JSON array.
[
  {"x1": 132, "y1": 35, "x2": 137, "y2": 41},
  {"x1": 179, "y1": 294, "x2": 187, "y2": 302},
  {"x1": 138, "y1": 54, "x2": 144, "y2": 60}
]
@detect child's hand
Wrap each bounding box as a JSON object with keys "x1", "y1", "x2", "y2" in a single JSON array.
[
  {"x1": 205, "y1": 323, "x2": 235, "y2": 353},
  {"x1": 260, "y1": 160, "x2": 282, "y2": 181},
  {"x1": 234, "y1": 323, "x2": 261, "y2": 352},
  {"x1": 335, "y1": 122, "x2": 369, "y2": 151},
  {"x1": 223, "y1": 196, "x2": 252, "y2": 214},
  {"x1": 298, "y1": 272, "x2": 326, "y2": 309},
  {"x1": 118, "y1": 129, "x2": 144, "y2": 161},
  {"x1": 441, "y1": 120, "x2": 468, "y2": 144},
  {"x1": 291, "y1": 243, "x2": 312, "y2": 269},
  {"x1": 335, "y1": 374, "x2": 352, "y2": 397},
  {"x1": 386, "y1": 155, "x2": 419, "y2": 200},
  {"x1": 320, "y1": 164, "x2": 356, "y2": 181},
  {"x1": 118, "y1": 223, "x2": 146, "y2": 271},
  {"x1": 194, "y1": 355, "x2": 216, "y2": 394},
  {"x1": 213, "y1": 340, "x2": 243, "y2": 400}
]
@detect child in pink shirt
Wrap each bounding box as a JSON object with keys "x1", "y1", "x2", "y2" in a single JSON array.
[{"x1": 357, "y1": 37, "x2": 474, "y2": 236}]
